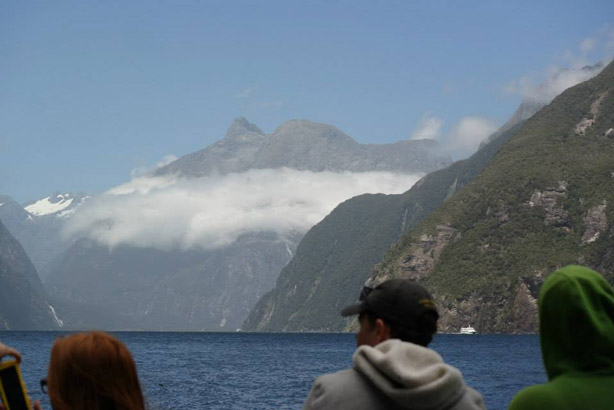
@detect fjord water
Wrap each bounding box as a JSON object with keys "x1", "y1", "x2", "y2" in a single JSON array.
[{"x1": 0, "y1": 332, "x2": 545, "y2": 410}]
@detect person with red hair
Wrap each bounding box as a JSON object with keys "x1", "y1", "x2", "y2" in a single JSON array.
[{"x1": 40, "y1": 331, "x2": 145, "y2": 410}]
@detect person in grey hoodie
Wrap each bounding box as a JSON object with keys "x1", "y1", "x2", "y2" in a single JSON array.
[{"x1": 302, "y1": 279, "x2": 485, "y2": 410}]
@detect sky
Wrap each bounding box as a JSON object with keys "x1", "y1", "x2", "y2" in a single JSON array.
[{"x1": 1, "y1": 0, "x2": 614, "y2": 203}]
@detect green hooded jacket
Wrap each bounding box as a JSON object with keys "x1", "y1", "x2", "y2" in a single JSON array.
[{"x1": 508, "y1": 265, "x2": 614, "y2": 410}]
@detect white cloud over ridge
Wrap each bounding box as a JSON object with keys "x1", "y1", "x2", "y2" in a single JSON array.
[
  {"x1": 411, "y1": 116, "x2": 443, "y2": 140},
  {"x1": 580, "y1": 38, "x2": 596, "y2": 54},
  {"x1": 423, "y1": 31, "x2": 613, "y2": 161},
  {"x1": 444, "y1": 117, "x2": 498, "y2": 158},
  {"x1": 504, "y1": 64, "x2": 604, "y2": 105},
  {"x1": 236, "y1": 84, "x2": 258, "y2": 99},
  {"x1": 130, "y1": 155, "x2": 178, "y2": 179},
  {"x1": 64, "y1": 169, "x2": 422, "y2": 251},
  {"x1": 410, "y1": 115, "x2": 497, "y2": 160},
  {"x1": 504, "y1": 30, "x2": 614, "y2": 105}
]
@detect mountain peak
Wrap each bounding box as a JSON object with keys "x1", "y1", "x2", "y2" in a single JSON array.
[
  {"x1": 225, "y1": 117, "x2": 264, "y2": 140},
  {"x1": 272, "y1": 119, "x2": 356, "y2": 145}
]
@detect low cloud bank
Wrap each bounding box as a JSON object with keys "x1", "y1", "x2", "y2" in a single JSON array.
[{"x1": 64, "y1": 169, "x2": 422, "y2": 251}]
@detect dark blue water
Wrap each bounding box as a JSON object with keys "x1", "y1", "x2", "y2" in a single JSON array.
[{"x1": 0, "y1": 332, "x2": 545, "y2": 410}]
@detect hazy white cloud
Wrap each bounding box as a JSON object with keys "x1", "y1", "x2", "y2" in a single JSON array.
[
  {"x1": 236, "y1": 83, "x2": 285, "y2": 110},
  {"x1": 442, "y1": 117, "x2": 498, "y2": 158},
  {"x1": 564, "y1": 29, "x2": 614, "y2": 68},
  {"x1": 410, "y1": 115, "x2": 443, "y2": 140},
  {"x1": 236, "y1": 84, "x2": 257, "y2": 99},
  {"x1": 107, "y1": 174, "x2": 178, "y2": 196},
  {"x1": 580, "y1": 37, "x2": 596, "y2": 54},
  {"x1": 504, "y1": 30, "x2": 614, "y2": 105},
  {"x1": 442, "y1": 84, "x2": 454, "y2": 95},
  {"x1": 504, "y1": 64, "x2": 604, "y2": 104},
  {"x1": 606, "y1": 31, "x2": 614, "y2": 55},
  {"x1": 64, "y1": 169, "x2": 422, "y2": 251},
  {"x1": 252, "y1": 100, "x2": 285, "y2": 110},
  {"x1": 130, "y1": 155, "x2": 178, "y2": 179}
]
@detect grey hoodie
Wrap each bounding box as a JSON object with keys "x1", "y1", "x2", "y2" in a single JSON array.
[{"x1": 303, "y1": 339, "x2": 485, "y2": 410}]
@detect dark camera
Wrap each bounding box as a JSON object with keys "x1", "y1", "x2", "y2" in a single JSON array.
[{"x1": 0, "y1": 360, "x2": 30, "y2": 410}]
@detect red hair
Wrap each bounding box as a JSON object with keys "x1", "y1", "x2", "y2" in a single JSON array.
[{"x1": 48, "y1": 331, "x2": 145, "y2": 410}]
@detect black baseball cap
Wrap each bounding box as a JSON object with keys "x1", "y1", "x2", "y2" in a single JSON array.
[{"x1": 340, "y1": 278, "x2": 438, "y2": 328}]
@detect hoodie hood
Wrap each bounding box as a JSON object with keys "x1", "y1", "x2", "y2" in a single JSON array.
[
  {"x1": 539, "y1": 265, "x2": 614, "y2": 380},
  {"x1": 353, "y1": 339, "x2": 472, "y2": 410}
]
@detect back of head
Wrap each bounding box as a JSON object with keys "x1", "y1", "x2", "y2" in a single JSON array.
[
  {"x1": 387, "y1": 310, "x2": 438, "y2": 346},
  {"x1": 539, "y1": 265, "x2": 614, "y2": 380},
  {"x1": 342, "y1": 278, "x2": 439, "y2": 346},
  {"x1": 48, "y1": 331, "x2": 145, "y2": 410}
]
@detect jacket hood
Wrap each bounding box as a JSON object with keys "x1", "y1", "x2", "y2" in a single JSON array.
[
  {"x1": 539, "y1": 265, "x2": 614, "y2": 380},
  {"x1": 353, "y1": 339, "x2": 469, "y2": 410}
]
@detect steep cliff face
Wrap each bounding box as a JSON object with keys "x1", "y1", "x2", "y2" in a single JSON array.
[
  {"x1": 46, "y1": 232, "x2": 299, "y2": 331},
  {"x1": 244, "y1": 193, "x2": 412, "y2": 331},
  {"x1": 0, "y1": 220, "x2": 58, "y2": 330},
  {"x1": 371, "y1": 61, "x2": 614, "y2": 333}
]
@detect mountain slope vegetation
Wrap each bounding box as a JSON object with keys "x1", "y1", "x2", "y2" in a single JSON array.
[{"x1": 371, "y1": 61, "x2": 614, "y2": 333}]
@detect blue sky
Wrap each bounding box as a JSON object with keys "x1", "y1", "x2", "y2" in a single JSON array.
[{"x1": 1, "y1": 1, "x2": 613, "y2": 203}]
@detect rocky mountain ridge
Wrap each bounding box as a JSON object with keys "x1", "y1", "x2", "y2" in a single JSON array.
[
  {"x1": 46, "y1": 232, "x2": 300, "y2": 330},
  {"x1": 156, "y1": 118, "x2": 451, "y2": 177}
]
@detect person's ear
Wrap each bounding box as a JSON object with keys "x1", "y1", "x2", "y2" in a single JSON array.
[{"x1": 374, "y1": 318, "x2": 391, "y2": 344}]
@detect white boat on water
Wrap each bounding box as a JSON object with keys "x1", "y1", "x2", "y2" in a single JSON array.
[{"x1": 460, "y1": 326, "x2": 477, "y2": 335}]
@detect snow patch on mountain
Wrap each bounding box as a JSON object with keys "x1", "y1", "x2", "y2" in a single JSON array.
[
  {"x1": 24, "y1": 194, "x2": 90, "y2": 218},
  {"x1": 25, "y1": 195, "x2": 74, "y2": 216}
]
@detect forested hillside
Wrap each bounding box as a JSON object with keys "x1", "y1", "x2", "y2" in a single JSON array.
[{"x1": 372, "y1": 61, "x2": 614, "y2": 333}]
